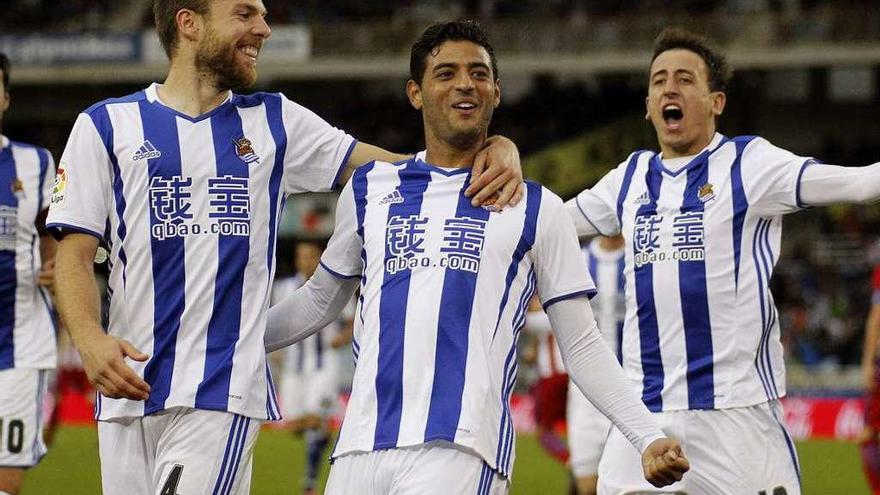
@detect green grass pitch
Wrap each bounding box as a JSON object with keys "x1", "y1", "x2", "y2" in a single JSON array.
[{"x1": 22, "y1": 426, "x2": 870, "y2": 494}]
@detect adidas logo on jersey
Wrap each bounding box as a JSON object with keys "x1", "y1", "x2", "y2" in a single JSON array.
[
  {"x1": 378, "y1": 189, "x2": 404, "y2": 205},
  {"x1": 132, "y1": 140, "x2": 161, "y2": 161},
  {"x1": 633, "y1": 192, "x2": 650, "y2": 205}
]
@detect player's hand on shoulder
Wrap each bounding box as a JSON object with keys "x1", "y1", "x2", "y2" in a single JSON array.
[
  {"x1": 467, "y1": 135, "x2": 524, "y2": 210},
  {"x1": 77, "y1": 332, "x2": 151, "y2": 401},
  {"x1": 641, "y1": 437, "x2": 689, "y2": 488}
]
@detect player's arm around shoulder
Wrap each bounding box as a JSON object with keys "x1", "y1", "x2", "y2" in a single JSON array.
[{"x1": 54, "y1": 232, "x2": 150, "y2": 400}]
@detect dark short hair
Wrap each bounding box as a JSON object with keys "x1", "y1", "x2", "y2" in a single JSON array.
[
  {"x1": 0, "y1": 52, "x2": 9, "y2": 91},
  {"x1": 651, "y1": 27, "x2": 732, "y2": 93},
  {"x1": 410, "y1": 20, "x2": 498, "y2": 85},
  {"x1": 153, "y1": 0, "x2": 211, "y2": 58}
]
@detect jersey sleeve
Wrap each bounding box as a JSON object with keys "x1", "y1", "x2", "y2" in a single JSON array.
[
  {"x1": 40, "y1": 148, "x2": 56, "y2": 211},
  {"x1": 279, "y1": 94, "x2": 357, "y2": 194},
  {"x1": 569, "y1": 161, "x2": 626, "y2": 237},
  {"x1": 319, "y1": 177, "x2": 364, "y2": 279},
  {"x1": 531, "y1": 187, "x2": 597, "y2": 309},
  {"x1": 740, "y1": 137, "x2": 815, "y2": 217},
  {"x1": 45, "y1": 112, "x2": 113, "y2": 240}
]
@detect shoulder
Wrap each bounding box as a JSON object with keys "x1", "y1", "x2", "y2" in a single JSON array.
[
  {"x1": 351, "y1": 157, "x2": 410, "y2": 182},
  {"x1": 82, "y1": 90, "x2": 147, "y2": 117},
  {"x1": 233, "y1": 91, "x2": 283, "y2": 108}
]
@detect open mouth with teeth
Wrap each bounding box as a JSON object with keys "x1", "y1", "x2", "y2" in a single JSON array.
[
  {"x1": 662, "y1": 104, "x2": 684, "y2": 130},
  {"x1": 452, "y1": 102, "x2": 477, "y2": 110},
  {"x1": 237, "y1": 45, "x2": 260, "y2": 64}
]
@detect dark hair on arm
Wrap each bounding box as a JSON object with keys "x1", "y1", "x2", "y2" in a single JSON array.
[
  {"x1": 652, "y1": 27, "x2": 732, "y2": 92},
  {"x1": 410, "y1": 20, "x2": 498, "y2": 85}
]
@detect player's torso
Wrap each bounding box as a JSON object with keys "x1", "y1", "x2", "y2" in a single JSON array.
[
  {"x1": 0, "y1": 140, "x2": 55, "y2": 370},
  {"x1": 616, "y1": 140, "x2": 783, "y2": 410},
  {"x1": 337, "y1": 160, "x2": 542, "y2": 474},
  {"x1": 96, "y1": 96, "x2": 286, "y2": 419}
]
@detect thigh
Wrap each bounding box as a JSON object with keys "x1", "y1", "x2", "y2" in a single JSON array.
[
  {"x1": 393, "y1": 444, "x2": 507, "y2": 495},
  {"x1": 98, "y1": 417, "x2": 153, "y2": 495},
  {"x1": 0, "y1": 369, "x2": 49, "y2": 468},
  {"x1": 150, "y1": 409, "x2": 262, "y2": 495}
]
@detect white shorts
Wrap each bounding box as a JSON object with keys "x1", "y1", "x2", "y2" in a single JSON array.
[
  {"x1": 280, "y1": 366, "x2": 338, "y2": 419},
  {"x1": 98, "y1": 408, "x2": 262, "y2": 495},
  {"x1": 598, "y1": 400, "x2": 800, "y2": 495},
  {"x1": 567, "y1": 380, "x2": 612, "y2": 478},
  {"x1": 0, "y1": 368, "x2": 49, "y2": 468},
  {"x1": 326, "y1": 442, "x2": 509, "y2": 495}
]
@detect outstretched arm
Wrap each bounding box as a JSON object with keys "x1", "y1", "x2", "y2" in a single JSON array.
[
  {"x1": 265, "y1": 266, "x2": 359, "y2": 353},
  {"x1": 799, "y1": 162, "x2": 880, "y2": 206},
  {"x1": 547, "y1": 298, "x2": 689, "y2": 487}
]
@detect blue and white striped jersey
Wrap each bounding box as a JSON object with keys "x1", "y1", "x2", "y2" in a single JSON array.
[
  {"x1": 320, "y1": 156, "x2": 595, "y2": 476},
  {"x1": 46, "y1": 83, "x2": 356, "y2": 421},
  {"x1": 0, "y1": 135, "x2": 56, "y2": 370},
  {"x1": 572, "y1": 133, "x2": 813, "y2": 412},
  {"x1": 583, "y1": 239, "x2": 626, "y2": 363}
]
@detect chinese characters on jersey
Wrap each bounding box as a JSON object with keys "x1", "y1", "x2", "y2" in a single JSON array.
[{"x1": 149, "y1": 175, "x2": 251, "y2": 240}]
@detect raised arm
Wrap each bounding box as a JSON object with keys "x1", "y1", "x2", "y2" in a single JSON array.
[
  {"x1": 547, "y1": 298, "x2": 690, "y2": 487},
  {"x1": 799, "y1": 162, "x2": 880, "y2": 206},
  {"x1": 339, "y1": 136, "x2": 523, "y2": 208}
]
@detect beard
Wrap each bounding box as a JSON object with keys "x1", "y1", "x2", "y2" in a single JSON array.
[{"x1": 194, "y1": 28, "x2": 257, "y2": 91}]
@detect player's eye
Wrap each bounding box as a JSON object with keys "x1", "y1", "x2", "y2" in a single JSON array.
[
  {"x1": 437, "y1": 71, "x2": 454, "y2": 79},
  {"x1": 472, "y1": 70, "x2": 489, "y2": 80}
]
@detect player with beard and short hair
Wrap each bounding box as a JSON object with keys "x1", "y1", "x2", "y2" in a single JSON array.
[
  {"x1": 0, "y1": 52, "x2": 58, "y2": 495},
  {"x1": 46, "y1": 1, "x2": 524, "y2": 494},
  {"x1": 265, "y1": 20, "x2": 689, "y2": 494},
  {"x1": 568, "y1": 27, "x2": 880, "y2": 494}
]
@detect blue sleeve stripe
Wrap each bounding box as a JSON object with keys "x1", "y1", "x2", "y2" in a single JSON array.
[
  {"x1": 320, "y1": 261, "x2": 360, "y2": 280},
  {"x1": 795, "y1": 158, "x2": 818, "y2": 209},
  {"x1": 46, "y1": 222, "x2": 104, "y2": 241},
  {"x1": 332, "y1": 139, "x2": 358, "y2": 190},
  {"x1": 541, "y1": 288, "x2": 598, "y2": 311}
]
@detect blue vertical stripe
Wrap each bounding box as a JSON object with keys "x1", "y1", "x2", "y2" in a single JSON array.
[
  {"x1": 265, "y1": 364, "x2": 280, "y2": 420},
  {"x1": 212, "y1": 415, "x2": 244, "y2": 495},
  {"x1": 196, "y1": 104, "x2": 251, "y2": 409},
  {"x1": 139, "y1": 101, "x2": 186, "y2": 413},
  {"x1": 316, "y1": 331, "x2": 324, "y2": 369},
  {"x1": 616, "y1": 255, "x2": 625, "y2": 363},
  {"x1": 263, "y1": 95, "x2": 286, "y2": 286},
  {"x1": 751, "y1": 219, "x2": 773, "y2": 399},
  {"x1": 615, "y1": 152, "x2": 643, "y2": 224},
  {"x1": 634, "y1": 160, "x2": 664, "y2": 411},
  {"x1": 758, "y1": 220, "x2": 780, "y2": 398},
  {"x1": 373, "y1": 161, "x2": 432, "y2": 449},
  {"x1": 587, "y1": 249, "x2": 597, "y2": 281},
  {"x1": 678, "y1": 157, "x2": 715, "y2": 410},
  {"x1": 220, "y1": 416, "x2": 251, "y2": 495},
  {"x1": 0, "y1": 144, "x2": 17, "y2": 369},
  {"x1": 729, "y1": 138, "x2": 753, "y2": 290},
  {"x1": 425, "y1": 179, "x2": 491, "y2": 442}
]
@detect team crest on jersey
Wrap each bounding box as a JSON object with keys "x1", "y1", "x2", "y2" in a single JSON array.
[
  {"x1": 378, "y1": 189, "x2": 404, "y2": 205},
  {"x1": 11, "y1": 178, "x2": 24, "y2": 196},
  {"x1": 50, "y1": 168, "x2": 67, "y2": 207},
  {"x1": 698, "y1": 183, "x2": 716, "y2": 203},
  {"x1": 132, "y1": 140, "x2": 161, "y2": 161},
  {"x1": 233, "y1": 137, "x2": 260, "y2": 165}
]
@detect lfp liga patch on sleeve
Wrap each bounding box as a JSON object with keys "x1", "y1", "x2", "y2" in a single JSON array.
[{"x1": 50, "y1": 167, "x2": 67, "y2": 207}]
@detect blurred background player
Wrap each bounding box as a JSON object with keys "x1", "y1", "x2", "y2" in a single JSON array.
[
  {"x1": 266, "y1": 20, "x2": 689, "y2": 494},
  {"x1": 523, "y1": 295, "x2": 570, "y2": 466},
  {"x1": 568, "y1": 26, "x2": 880, "y2": 494},
  {"x1": 567, "y1": 234, "x2": 625, "y2": 495},
  {"x1": 271, "y1": 240, "x2": 353, "y2": 495},
  {"x1": 861, "y1": 262, "x2": 880, "y2": 495},
  {"x1": 0, "y1": 52, "x2": 57, "y2": 495}
]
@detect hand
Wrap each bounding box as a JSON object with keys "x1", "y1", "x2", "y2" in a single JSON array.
[
  {"x1": 641, "y1": 437, "x2": 690, "y2": 488},
  {"x1": 76, "y1": 332, "x2": 151, "y2": 400},
  {"x1": 37, "y1": 258, "x2": 56, "y2": 294},
  {"x1": 466, "y1": 135, "x2": 524, "y2": 210}
]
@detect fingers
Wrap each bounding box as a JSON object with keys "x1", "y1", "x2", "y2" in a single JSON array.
[
  {"x1": 471, "y1": 148, "x2": 488, "y2": 183},
  {"x1": 120, "y1": 339, "x2": 150, "y2": 362},
  {"x1": 509, "y1": 182, "x2": 524, "y2": 207},
  {"x1": 643, "y1": 444, "x2": 689, "y2": 488},
  {"x1": 84, "y1": 340, "x2": 151, "y2": 401},
  {"x1": 465, "y1": 159, "x2": 505, "y2": 204}
]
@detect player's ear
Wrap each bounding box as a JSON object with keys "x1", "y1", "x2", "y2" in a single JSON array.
[
  {"x1": 493, "y1": 79, "x2": 501, "y2": 108},
  {"x1": 644, "y1": 96, "x2": 650, "y2": 121},
  {"x1": 406, "y1": 79, "x2": 423, "y2": 110},
  {"x1": 712, "y1": 91, "x2": 726, "y2": 117},
  {"x1": 176, "y1": 8, "x2": 203, "y2": 46},
  {"x1": 1, "y1": 91, "x2": 9, "y2": 113}
]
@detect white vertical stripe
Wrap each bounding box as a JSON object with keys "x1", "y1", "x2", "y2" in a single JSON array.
[{"x1": 170, "y1": 116, "x2": 216, "y2": 406}]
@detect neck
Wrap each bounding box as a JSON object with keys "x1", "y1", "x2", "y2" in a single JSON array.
[
  {"x1": 158, "y1": 58, "x2": 229, "y2": 117},
  {"x1": 423, "y1": 129, "x2": 487, "y2": 169},
  {"x1": 660, "y1": 131, "x2": 716, "y2": 159}
]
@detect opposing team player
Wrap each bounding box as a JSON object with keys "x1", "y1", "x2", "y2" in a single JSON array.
[
  {"x1": 272, "y1": 240, "x2": 353, "y2": 495},
  {"x1": 266, "y1": 20, "x2": 689, "y2": 494},
  {"x1": 568, "y1": 27, "x2": 880, "y2": 494},
  {"x1": 567, "y1": 235, "x2": 625, "y2": 495},
  {"x1": 46, "y1": 1, "x2": 523, "y2": 493},
  {"x1": 0, "y1": 52, "x2": 57, "y2": 495}
]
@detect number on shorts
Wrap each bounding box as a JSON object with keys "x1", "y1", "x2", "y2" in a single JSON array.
[
  {"x1": 160, "y1": 464, "x2": 184, "y2": 495},
  {"x1": 0, "y1": 419, "x2": 25, "y2": 454},
  {"x1": 758, "y1": 487, "x2": 787, "y2": 495}
]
